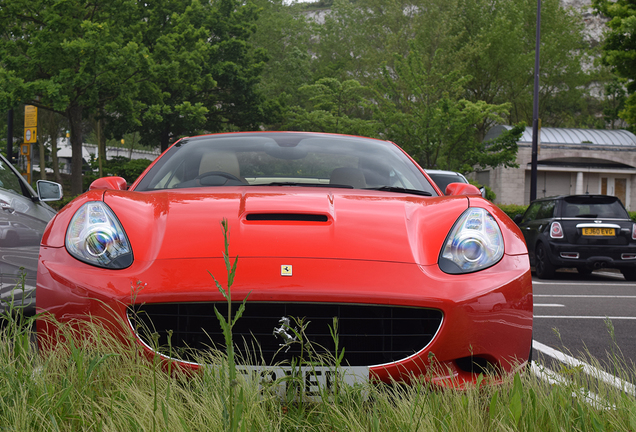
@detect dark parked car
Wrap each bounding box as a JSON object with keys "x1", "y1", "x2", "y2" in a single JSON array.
[
  {"x1": 0, "y1": 153, "x2": 62, "y2": 314},
  {"x1": 514, "y1": 195, "x2": 636, "y2": 280},
  {"x1": 426, "y1": 169, "x2": 486, "y2": 197}
]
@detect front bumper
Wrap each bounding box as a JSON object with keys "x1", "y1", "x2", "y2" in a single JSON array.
[{"x1": 37, "y1": 247, "x2": 532, "y2": 387}]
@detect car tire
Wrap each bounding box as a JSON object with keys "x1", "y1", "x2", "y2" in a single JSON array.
[
  {"x1": 535, "y1": 243, "x2": 556, "y2": 279},
  {"x1": 621, "y1": 268, "x2": 636, "y2": 282}
]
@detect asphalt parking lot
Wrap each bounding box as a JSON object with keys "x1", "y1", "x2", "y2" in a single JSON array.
[{"x1": 532, "y1": 269, "x2": 636, "y2": 383}]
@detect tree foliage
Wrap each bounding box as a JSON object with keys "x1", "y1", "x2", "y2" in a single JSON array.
[
  {"x1": 0, "y1": 0, "x2": 271, "y2": 194},
  {"x1": 83, "y1": 156, "x2": 152, "y2": 190},
  {"x1": 283, "y1": 78, "x2": 377, "y2": 136},
  {"x1": 105, "y1": 0, "x2": 272, "y2": 153},
  {"x1": 593, "y1": 0, "x2": 636, "y2": 129},
  {"x1": 249, "y1": 0, "x2": 593, "y2": 173},
  {"x1": 0, "y1": 0, "x2": 148, "y2": 194},
  {"x1": 0, "y1": 0, "x2": 610, "y2": 190},
  {"x1": 372, "y1": 46, "x2": 521, "y2": 171}
]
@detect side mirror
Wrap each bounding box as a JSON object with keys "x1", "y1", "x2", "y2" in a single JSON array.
[
  {"x1": 89, "y1": 176, "x2": 128, "y2": 191},
  {"x1": 513, "y1": 214, "x2": 523, "y2": 224},
  {"x1": 479, "y1": 186, "x2": 486, "y2": 198},
  {"x1": 36, "y1": 180, "x2": 63, "y2": 201},
  {"x1": 445, "y1": 182, "x2": 482, "y2": 196}
]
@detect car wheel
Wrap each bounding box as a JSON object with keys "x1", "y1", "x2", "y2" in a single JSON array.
[
  {"x1": 535, "y1": 243, "x2": 555, "y2": 279},
  {"x1": 621, "y1": 268, "x2": 636, "y2": 282}
]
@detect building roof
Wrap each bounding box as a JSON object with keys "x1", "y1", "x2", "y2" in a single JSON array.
[{"x1": 485, "y1": 125, "x2": 636, "y2": 147}]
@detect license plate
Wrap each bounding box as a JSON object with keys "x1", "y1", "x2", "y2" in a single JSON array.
[
  {"x1": 235, "y1": 365, "x2": 369, "y2": 401},
  {"x1": 582, "y1": 227, "x2": 615, "y2": 236}
]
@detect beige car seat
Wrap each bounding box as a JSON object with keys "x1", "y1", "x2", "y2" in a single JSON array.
[{"x1": 330, "y1": 167, "x2": 367, "y2": 189}]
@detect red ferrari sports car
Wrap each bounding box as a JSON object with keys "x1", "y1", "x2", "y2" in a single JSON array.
[{"x1": 37, "y1": 132, "x2": 532, "y2": 390}]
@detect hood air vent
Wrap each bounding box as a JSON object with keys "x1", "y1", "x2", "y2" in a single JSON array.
[{"x1": 246, "y1": 213, "x2": 328, "y2": 222}]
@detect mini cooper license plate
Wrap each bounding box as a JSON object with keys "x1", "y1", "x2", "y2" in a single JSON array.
[{"x1": 582, "y1": 227, "x2": 615, "y2": 236}]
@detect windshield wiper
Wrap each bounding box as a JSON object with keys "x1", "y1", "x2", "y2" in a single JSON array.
[
  {"x1": 255, "y1": 182, "x2": 353, "y2": 188},
  {"x1": 366, "y1": 186, "x2": 432, "y2": 196}
]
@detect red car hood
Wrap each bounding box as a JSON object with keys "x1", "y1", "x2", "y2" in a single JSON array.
[{"x1": 95, "y1": 187, "x2": 473, "y2": 266}]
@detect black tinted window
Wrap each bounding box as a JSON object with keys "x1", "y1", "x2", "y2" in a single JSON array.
[
  {"x1": 0, "y1": 160, "x2": 25, "y2": 196},
  {"x1": 521, "y1": 202, "x2": 542, "y2": 223},
  {"x1": 562, "y1": 196, "x2": 628, "y2": 218},
  {"x1": 427, "y1": 173, "x2": 466, "y2": 193},
  {"x1": 536, "y1": 201, "x2": 556, "y2": 219}
]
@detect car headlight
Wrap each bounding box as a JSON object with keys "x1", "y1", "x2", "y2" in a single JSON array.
[
  {"x1": 438, "y1": 207, "x2": 504, "y2": 274},
  {"x1": 65, "y1": 201, "x2": 133, "y2": 269}
]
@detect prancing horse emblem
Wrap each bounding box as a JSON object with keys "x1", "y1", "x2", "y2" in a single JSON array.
[
  {"x1": 281, "y1": 265, "x2": 292, "y2": 276},
  {"x1": 273, "y1": 317, "x2": 297, "y2": 352}
]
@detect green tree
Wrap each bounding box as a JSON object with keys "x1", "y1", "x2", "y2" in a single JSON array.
[
  {"x1": 0, "y1": 0, "x2": 149, "y2": 195},
  {"x1": 373, "y1": 46, "x2": 521, "y2": 172},
  {"x1": 105, "y1": 0, "x2": 271, "y2": 152},
  {"x1": 284, "y1": 78, "x2": 377, "y2": 135},
  {"x1": 300, "y1": 0, "x2": 594, "y2": 130},
  {"x1": 250, "y1": 0, "x2": 314, "y2": 107},
  {"x1": 593, "y1": 0, "x2": 636, "y2": 129},
  {"x1": 310, "y1": 0, "x2": 465, "y2": 84}
]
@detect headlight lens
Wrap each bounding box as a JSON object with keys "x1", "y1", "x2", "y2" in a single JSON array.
[
  {"x1": 439, "y1": 207, "x2": 504, "y2": 274},
  {"x1": 65, "y1": 201, "x2": 133, "y2": 269}
]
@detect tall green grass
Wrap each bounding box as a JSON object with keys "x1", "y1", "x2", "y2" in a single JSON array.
[{"x1": 2, "y1": 307, "x2": 636, "y2": 430}]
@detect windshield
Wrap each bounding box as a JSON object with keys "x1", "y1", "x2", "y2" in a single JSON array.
[{"x1": 134, "y1": 133, "x2": 437, "y2": 196}]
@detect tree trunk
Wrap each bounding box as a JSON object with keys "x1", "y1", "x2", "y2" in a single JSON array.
[
  {"x1": 160, "y1": 127, "x2": 170, "y2": 153},
  {"x1": 42, "y1": 109, "x2": 63, "y2": 185},
  {"x1": 51, "y1": 131, "x2": 63, "y2": 185},
  {"x1": 97, "y1": 117, "x2": 105, "y2": 177},
  {"x1": 67, "y1": 105, "x2": 84, "y2": 196}
]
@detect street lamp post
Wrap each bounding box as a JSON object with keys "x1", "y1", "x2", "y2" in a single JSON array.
[
  {"x1": 530, "y1": 0, "x2": 542, "y2": 202},
  {"x1": 6, "y1": 109, "x2": 14, "y2": 163}
]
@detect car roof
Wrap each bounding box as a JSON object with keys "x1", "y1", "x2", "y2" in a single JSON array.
[
  {"x1": 425, "y1": 169, "x2": 465, "y2": 175},
  {"x1": 530, "y1": 194, "x2": 621, "y2": 202}
]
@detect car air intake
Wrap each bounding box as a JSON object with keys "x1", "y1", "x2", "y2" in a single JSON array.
[
  {"x1": 245, "y1": 213, "x2": 329, "y2": 222},
  {"x1": 128, "y1": 302, "x2": 443, "y2": 366}
]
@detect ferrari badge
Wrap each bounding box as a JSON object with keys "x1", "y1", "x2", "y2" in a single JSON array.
[{"x1": 281, "y1": 265, "x2": 292, "y2": 276}]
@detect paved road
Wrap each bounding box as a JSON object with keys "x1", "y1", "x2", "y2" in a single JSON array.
[{"x1": 532, "y1": 269, "x2": 636, "y2": 373}]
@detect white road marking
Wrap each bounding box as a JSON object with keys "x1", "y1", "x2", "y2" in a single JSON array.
[
  {"x1": 532, "y1": 281, "x2": 635, "y2": 285},
  {"x1": 534, "y1": 316, "x2": 636, "y2": 320},
  {"x1": 533, "y1": 340, "x2": 636, "y2": 396},
  {"x1": 533, "y1": 304, "x2": 565, "y2": 307},
  {"x1": 529, "y1": 362, "x2": 614, "y2": 410},
  {"x1": 535, "y1": 294, "x2": 636, "y2": 299},
  {"x1": 531, "y1": 271, "x2": 626, "y2": 282}
]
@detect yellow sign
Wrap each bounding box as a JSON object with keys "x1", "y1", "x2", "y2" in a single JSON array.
[
  {"x1": 24, "y1": 105, "x2": 37, "y2": 128},
  {"x1": 24, "y1": 127, "x2": 37, "y2": 143},
  {"x1": 20, "y1": 143, "x2": 30, "y2": 156}
]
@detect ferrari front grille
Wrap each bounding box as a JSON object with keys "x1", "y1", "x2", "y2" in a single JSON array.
[{"x1": 127, "y1": 302, "x2": 443, "y2": 366}]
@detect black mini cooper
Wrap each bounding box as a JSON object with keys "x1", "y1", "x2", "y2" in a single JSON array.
[{"x1": 514, "y1": 195, "x2": 636, "y2": 280}]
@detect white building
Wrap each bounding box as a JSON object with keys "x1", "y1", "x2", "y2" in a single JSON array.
[
  {"x1": 55, "y1": 140, "x2": 161, "y2": 174},
  {"x1": 481, "y1": 126, "x2": 636, "y2": 210}
]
